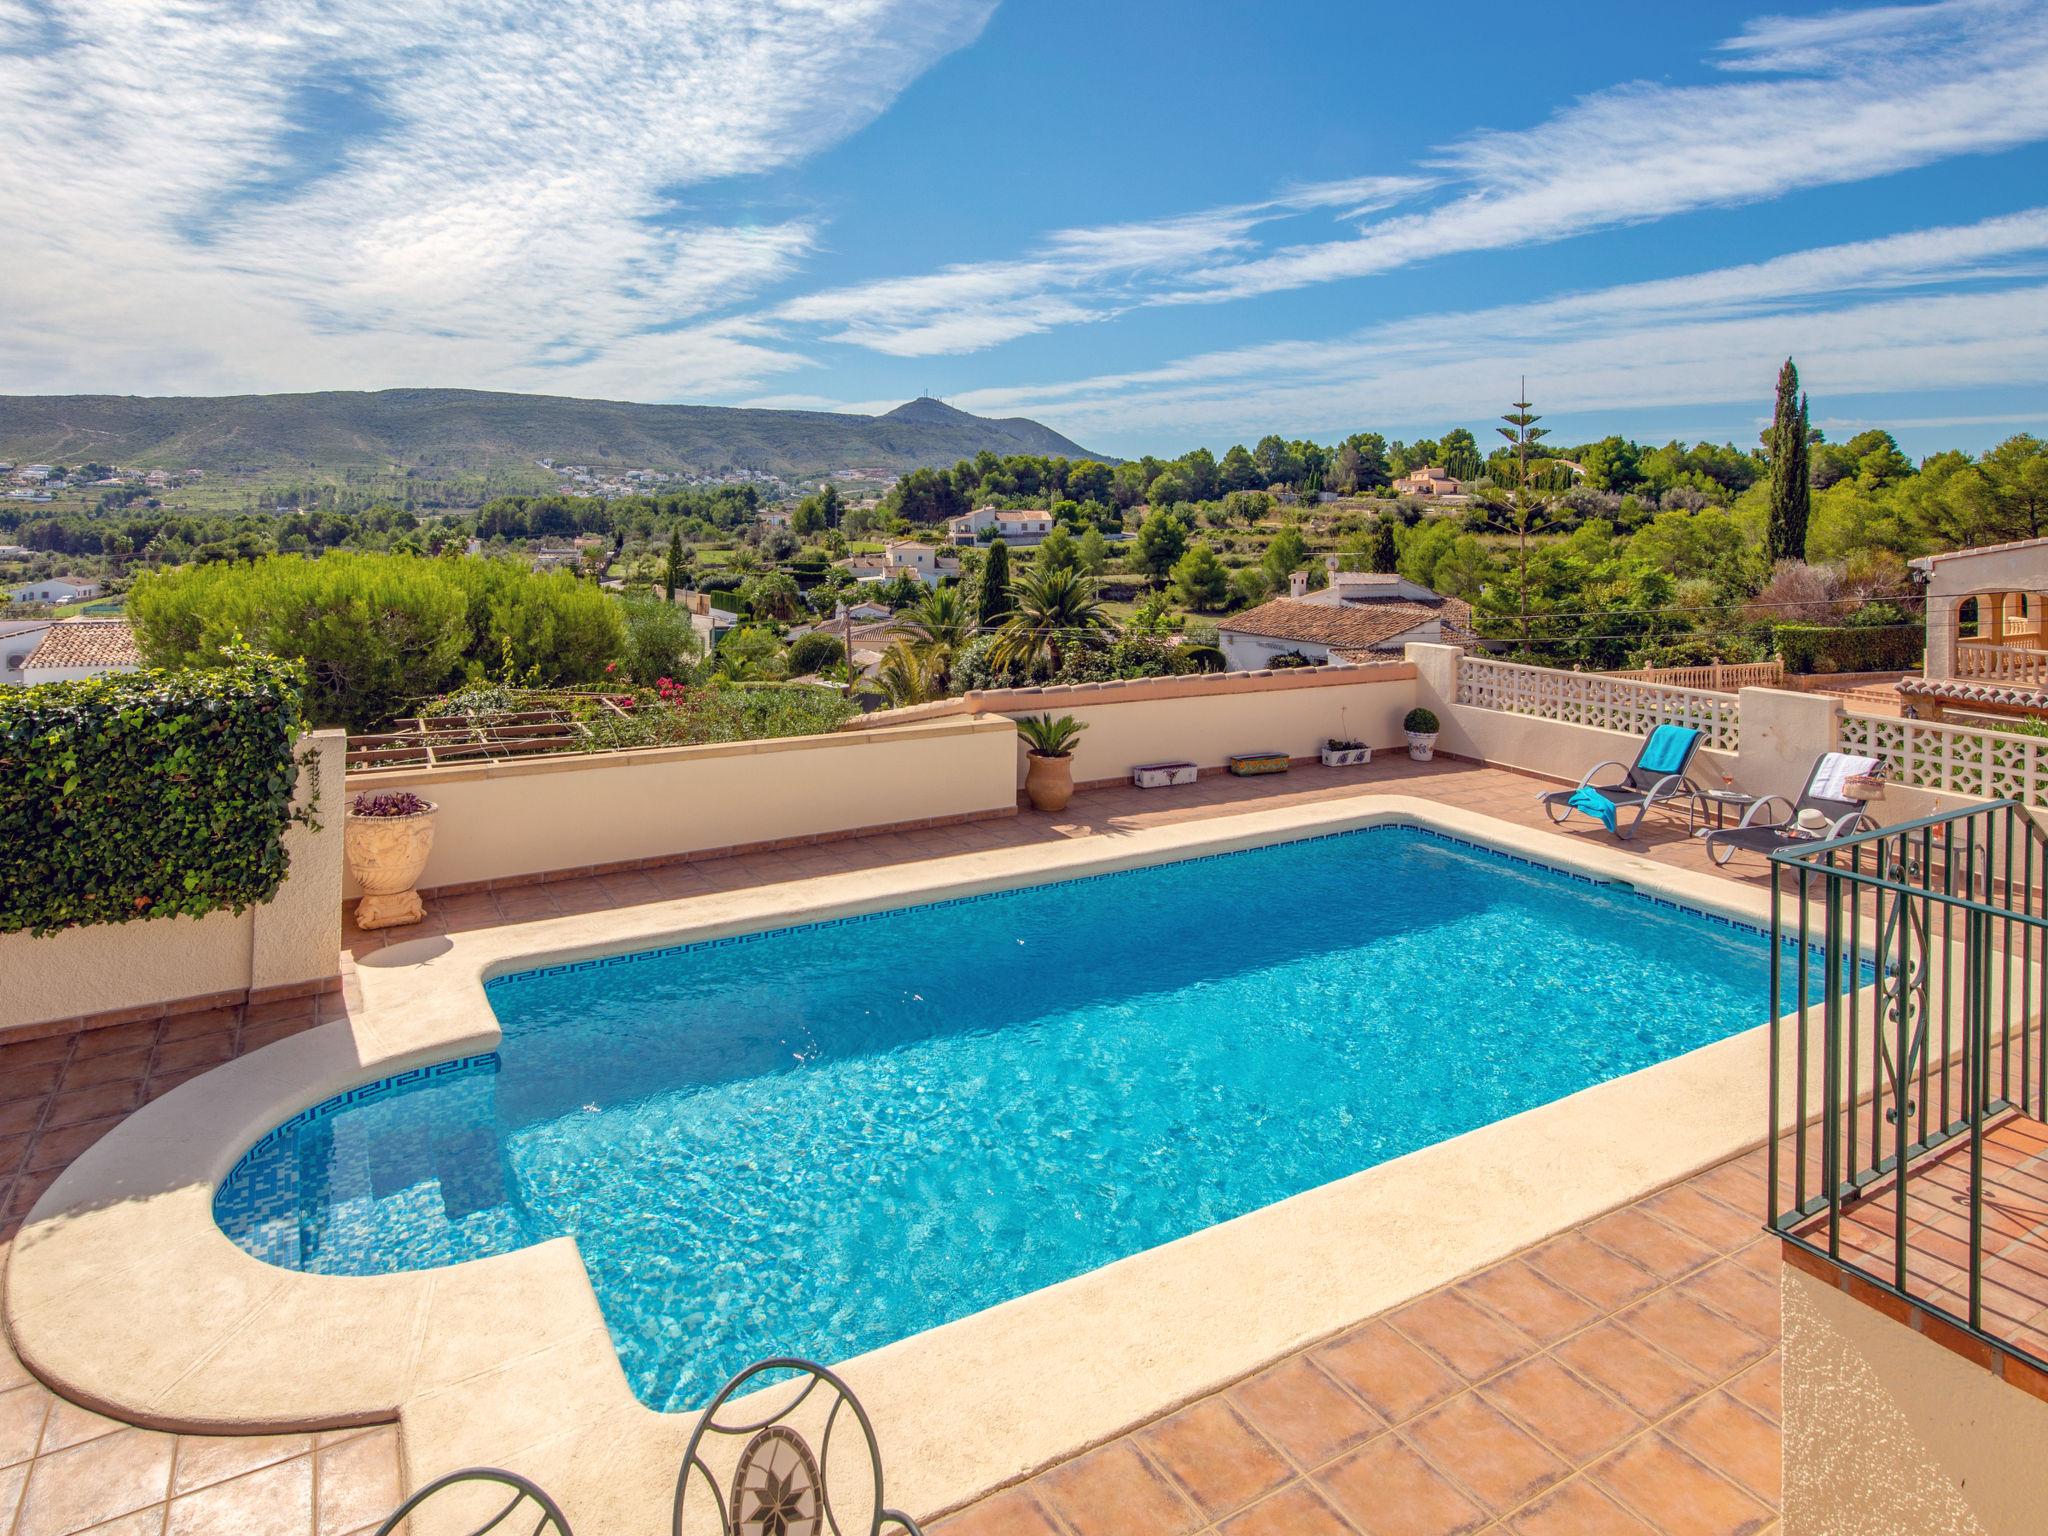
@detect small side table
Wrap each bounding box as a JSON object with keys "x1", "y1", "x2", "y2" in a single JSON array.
[{"x1": 1697, "y1": 789, "x2": 1757, "y2": 830}]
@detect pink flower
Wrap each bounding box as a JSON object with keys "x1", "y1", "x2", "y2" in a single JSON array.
[{"x1": 604, "y1": 661, "x2": 617, "y2": 674}]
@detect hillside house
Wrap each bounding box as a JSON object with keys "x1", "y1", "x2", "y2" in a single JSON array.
[
  {"x1": 8, "y1": 577, "x2": 102, "y2": 603},
  {"x1": 840, "y1": 541, "x2": 960, "y2": 589},
  {"x1": 1394, "y1": 466, "x2": 1461, "y2": 498},
  {"x1": 947, "y1": 507, "x2": 1056, "y2": 546},
  {"x1": 1217, "y1": 557, "x2": 1475, "y2": 671},
  {"x1": 1, "y1": 619, "x2": 55, "y2": 685}
]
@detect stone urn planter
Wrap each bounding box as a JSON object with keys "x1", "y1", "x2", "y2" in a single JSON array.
[
  {"x1": 1403, "y1": 707, "x2": 1441, "y2": 763},
  {"x1": 345, "y1": 791, "x2": 439, "y2": 929},
  {"x1": 1016, "y1": 713, "x2": 1087, "y2": 813}
]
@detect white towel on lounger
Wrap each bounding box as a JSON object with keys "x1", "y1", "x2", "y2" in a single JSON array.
[{"x1": 1809, "y1": 753, "x2": 1879, "y2": 802}]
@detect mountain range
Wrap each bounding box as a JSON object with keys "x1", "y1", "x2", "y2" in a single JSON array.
[{"x1": 0, "y1": 390, "x2": 1107, "y2": 479}]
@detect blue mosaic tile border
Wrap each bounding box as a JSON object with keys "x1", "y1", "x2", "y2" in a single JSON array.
[
  {"x1": 485, "y1": 822, "x2": 1853, "y2": 990},
  {"x1": 225, "y1": 1053, "x2": 500, "y2": 1174}
]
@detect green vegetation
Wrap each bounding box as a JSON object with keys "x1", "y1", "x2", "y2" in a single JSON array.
[
  {"x1": 0, "y1": 649, "x2": 314, "y2": 935},
  {"x1": 1014, "y1": 713, "x2": 1087, "y2": 757},
  {"x1": 129, "y1": 553, "x2": 623, "y2": 729}
]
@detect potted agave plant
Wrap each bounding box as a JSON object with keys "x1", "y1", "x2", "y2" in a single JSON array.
[
  {"x1": 1016, "y1": 713, "x2": 1088, "y2": 812},
  {"x1": 345, "y1": 790, "x2": 439, "y2": 929},
  {"x1": 1404, "y1": 707, "x2": 1441, "y2": 762}
]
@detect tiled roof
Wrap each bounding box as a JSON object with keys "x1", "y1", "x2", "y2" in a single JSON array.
[
  {"x1": 1221, "y1": 595, "x2": 1451, "y2": 652},
  {"x1": 22, "y1": 620, "x2": 141, "y2": 670},
  {"x1": 1910, "y1": 536, "x2": 2048, "y2": 569},
  {"x1": 1896, "y1": 676, "x2": 2048, "y2": 708}
]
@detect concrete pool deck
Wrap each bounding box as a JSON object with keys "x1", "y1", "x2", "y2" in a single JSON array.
[{"x1": 1, "y1": 760, "x2": 1798, "y2": 1535}]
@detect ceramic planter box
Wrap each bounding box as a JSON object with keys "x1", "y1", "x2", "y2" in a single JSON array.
[
  {"x1": 1132, "y1": 761, "x2": 1198, "y2": 789},
  {"x1": 1320, "y1": 746, "x2": 1372, "y2": 768},
  {"x1": 1228, "y1": 751, "x2": 1290, "y2": 777}
]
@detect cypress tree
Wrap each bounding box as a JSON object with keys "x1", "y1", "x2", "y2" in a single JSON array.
[
  {"x1": 663, "y1": 527, "x2": 683, "y2": 602},
  {"x1": 1369, "y1": 518, "x2": 1399, "y2": 574},
  {"x1": 977, "y1": 538, "x2": 1012, "y2": 630},
  {"x1": 1767, "y1": 358, "x2": 1812, "y2": 562}
]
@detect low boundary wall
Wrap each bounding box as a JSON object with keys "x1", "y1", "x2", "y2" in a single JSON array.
[{"x1": 340, "y1": 715, "x2": 1021, "y2": 896}]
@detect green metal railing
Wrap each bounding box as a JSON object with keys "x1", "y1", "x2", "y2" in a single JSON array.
[{"x1": 1769, "y1": 799, "x2": 2048, "y2": 1354}]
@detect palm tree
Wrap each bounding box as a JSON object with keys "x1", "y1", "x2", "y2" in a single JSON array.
[
  {"x1": 995, "y1": 566, "x2": 1109, "y2": 676},
  {"x1": 897, "y1": 583, "x2": 974, "y2": 691},
  {"x1": 875, "y1": 637, "x2": 946, "y2": 706}
]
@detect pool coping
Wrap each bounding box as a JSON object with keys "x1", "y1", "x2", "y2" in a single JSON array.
[{"x1": 2, "y1": 794, "x2": 1848, "y2": 1531}]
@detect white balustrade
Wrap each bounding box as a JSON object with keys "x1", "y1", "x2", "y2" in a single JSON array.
[{"x1": 1454, "y1": 656, "x2": 1740, "y2": 751}]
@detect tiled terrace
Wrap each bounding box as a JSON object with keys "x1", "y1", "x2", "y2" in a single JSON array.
[{"x1": 3, "y1": 756, "x2": 1795, "y2": 1535}]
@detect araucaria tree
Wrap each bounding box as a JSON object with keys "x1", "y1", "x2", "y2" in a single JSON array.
[
  {"x1": 1767, "y1": 357, "x2": 1812, "y2": 562},
  {"x1": 1477, "y1": 382, "x2": 1556, "y2": 649}
]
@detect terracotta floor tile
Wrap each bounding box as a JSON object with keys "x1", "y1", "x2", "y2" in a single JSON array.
[
  {"x1": 1456, "y1": 1261, "x2": 1601, "y2": 1347},
  {"x1": 55, "y1": 1048, "x2": 149, "y2": 1092},
  {"x1": 1639, "y1": 1185, "x2": 1766, "y2": 1255},
  {"x1": 1553, "y1": 1321, "x2": 1709, "y2": 1421},
  {"x1": 1725, "y1": 1357, "x2": 1782, "y2": 1424},
  {"x1": 0, "y1": 1099, "x2": 44, "y2": 1138},
  {"x1": 1, "y1": 1063, "x2": 63, "y2": 1103},
  {"x1": 1391, "y1": 1292, "x2": 1536, "y2": 1385},
  {"x1": 1403, "y1": 1392, "x2": 1568, "y2": 1515},
  {"x1": 1314, "y1": 1436, "x2": 1487, "y2": 1536},
  {"x1": 1618, "y1": 1293, "x2": 1773, "y2": 1383},
  {"x1": 1217, "y1": 1480, "x2": 1357, "y2": 1536},
  {"x1": 173, "y1": 1432, "x2": 316, "y2": 1495},
  {"x1": 40, "y1": 1082, "x2": 142, "y2": 1131},
  {"x1": 1687, "y1": 1160, "x2": 1769, "y2": 1223},
  {"x1": 1677, "y1": 1260, "x2": 1781, "y2": 1342},
  {"x1": 313, "y1": 1426, "x2": 401, "y2": 1536},
  {"x1": 151, "y1": 1034, "x2": 235, "y2": 1076},
  {"x1": 1591, "y1": 1433, "x2": 1773, "y2": 1536},
  {"x1": 1504, "y1": 1477, "x2": 1659, "y2": 1536},
  {"x1": 39, "y1": 1396, "x2": 126, "y2": 1455},
  {"x1": 1477, "y1": 1357, "x2": 1642, "y2": 1468},
  {"x1": 1523, "y1": 1233, "x2": 1661, "y2": 1313},
  {"x1": 1036, "y1": 1440, "x2": 1201, "y2": 1536},
  {"x1": 929, "y1": 1486, "x2": 1066, "y2": 1536},
  {"x1": 15, "y1": 1426, "x2": 175, "y2": 1536},
  {"x1": 63, "y1": 1511, "x2": 162, "y2": 1536},
  {"x1": 25, "y1": 1116, "x2": 122, "y2": 1174},
  {"x1": 1225, "y1": 1355, "x2": 1383, "y2": 1471},
  {"x1": 0, "y1": 1383, "x2": 51, "y2": 1469},
  {"x1": 1312, "y1": 1323, "x2": 1464, "y2": 1426},
  {"x1": 166, "y1": 1452, "x2": 313, "y2": 1535},
  {"x1": 1134, "y1": 1398, "x2": 1292, "y2": 1521},
  {"x1": 1663, "y1": 1393, "x2": 1781, "y2": 1505},
  {"x1": 1583, "y1": 1208, "x2": 1720, "y2": 1283}
]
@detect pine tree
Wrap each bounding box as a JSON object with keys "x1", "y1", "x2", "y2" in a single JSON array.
[
  {"x1": 663, "y1": 527, "x2": 684, "y2": 602},
  {"x1": 977, "y1": 538, "x2": 1012, "y2": 630},
  {"x1": 1482, "y1": 381, "x2": 1555, "y2": 649},
  {"x1": 1767, "y1": 358, "x2": 1812, "y2": 563}
]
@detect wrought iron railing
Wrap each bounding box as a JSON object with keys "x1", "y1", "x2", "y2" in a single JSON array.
[{"x1": 1769, "y1": 800, "x2": 2048, "y2": 1358}]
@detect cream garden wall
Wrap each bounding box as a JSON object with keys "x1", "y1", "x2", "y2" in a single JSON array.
[
  {"x1": 0, "y1": 732, "x2": 346, "y2": 1034},
  {"x1": 342, "y1": 714, "x2": 1021, "y2": 895}
]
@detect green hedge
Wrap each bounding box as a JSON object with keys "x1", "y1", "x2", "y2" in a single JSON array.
[
  {"x1": 0, "y1": 651, "x2": 314, "y2": 935},
  {"x1": 1773, "y1": 623, "x2": 1925, "y2": 675}
]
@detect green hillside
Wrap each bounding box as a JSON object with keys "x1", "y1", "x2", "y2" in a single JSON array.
[{"x1": 0, "y1": 389, "x2": 1108, "y2": 478}]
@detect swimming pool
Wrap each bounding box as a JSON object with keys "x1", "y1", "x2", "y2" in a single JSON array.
[{"x1": 217, "y1": 825, "x2": 1839, "y2": 1411}]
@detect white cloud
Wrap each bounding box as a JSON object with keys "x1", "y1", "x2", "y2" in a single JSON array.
[
  {"x1": 945, "y1": 211, "x2": 2048, "y2": 441},
  {"x1": 770, "y1": 0, "x2": 2048, "y2": 357},
  {"x1": 0, "y1": 0, "x2": 996, "y2": 395},
  {"x1": 771, "y1": 176, "x2": 1425, "y2": 355}
]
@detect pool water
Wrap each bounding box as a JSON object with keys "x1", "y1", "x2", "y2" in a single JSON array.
[{"x1": 217, "y1": 826, "x2": 1836, "y2": 1411}]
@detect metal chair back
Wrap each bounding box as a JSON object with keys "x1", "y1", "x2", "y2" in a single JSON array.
[{"x1": 372, "y1": 1467, "x2": 573, "y2": 1536}]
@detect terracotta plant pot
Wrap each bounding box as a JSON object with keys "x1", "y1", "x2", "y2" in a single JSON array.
[
  {"x1": 345, "y1": 804, "x2": 438, "y2": 929},
  {"x1": 1406, "y1": 731, "x2": 1438, "y2": 762},
  {"x1": 1025, "y1": 752, "x2": 1075, "y2": 813}
]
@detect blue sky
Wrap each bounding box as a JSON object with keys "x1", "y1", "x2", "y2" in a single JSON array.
[{"x1": 2, "y1": 0, "x2": 2046, "y2": 459}]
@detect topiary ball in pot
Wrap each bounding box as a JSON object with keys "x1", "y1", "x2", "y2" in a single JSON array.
[{"x1": 1403, "y1": 706, "x2": 1441, "y2": 762}]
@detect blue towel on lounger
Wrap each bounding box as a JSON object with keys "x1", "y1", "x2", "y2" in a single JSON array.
[
  {"x1": 1638, "y1": 724, "x2": 1698, "y2": 777},
  {"x1": 1567, "y1": 785, "x2": 1617, "y2": 832}
]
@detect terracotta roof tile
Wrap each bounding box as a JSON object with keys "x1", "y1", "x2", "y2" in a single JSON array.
[
  {"x1": 1221, "y1": 593, "x2": 1472, "y2": 653},
  {"x1": 22, "y1": 620, "x2": 141, "y2": 670}
]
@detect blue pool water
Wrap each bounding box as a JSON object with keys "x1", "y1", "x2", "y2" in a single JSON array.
[{"x1": 217, "y1": 827, "x2": 1836, "y2": 1411}]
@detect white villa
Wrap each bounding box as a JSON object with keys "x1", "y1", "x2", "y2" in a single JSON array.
[
  {"x1": 8, "y1": 576, "x2": 102, "y2": 603},
  {"x1": 1216, "y1": 556, "x2": 1476, "y2": 671},
  {"x1": 947, "y1": 507, "x2": 1056, "y2": 546},
  {"x1": 840, "y1": 540, "x2": 961, "y2": 589}
]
